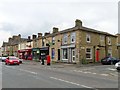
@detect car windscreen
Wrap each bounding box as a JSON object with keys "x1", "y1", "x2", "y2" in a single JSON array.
[{"x1": 9, "y1": 58, "x2": 18, "y2": 60}]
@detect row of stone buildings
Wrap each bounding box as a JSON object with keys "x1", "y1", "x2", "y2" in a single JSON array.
[{"x1": 1, "y1": 19, "x2": 120, "y2": 64}]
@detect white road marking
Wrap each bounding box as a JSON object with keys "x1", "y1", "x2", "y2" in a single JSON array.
[
  {"x1": 109, "y1": 73, "x2": 118, "y2": 76},
  {"x1": 100, "y1": 74, "x2": 109, "y2": 76},
  {"x1": 92, "y1": 73, "x2": 97, "y2": 74},
  {"x1": 50, "y1": 77, "x2": 93, "y2": 88},
  {"x1": 107, "y1": 68, "x2": 116, "y2": 71},
  {"x1": 19, "y1": 69, "x2": 37, "y2": 75}
]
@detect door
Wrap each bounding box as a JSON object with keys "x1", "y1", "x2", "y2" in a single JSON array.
[
  {"x1": 58, "y1": 49, "x2": 60, "y2": 60},
  {"x1": 72, "y1": 49, "x2": 76, "y2": 63}
]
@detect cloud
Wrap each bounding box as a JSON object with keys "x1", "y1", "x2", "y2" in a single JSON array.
[{"x1": 0, "y1": 0, "x2": 118, "y2": 46}]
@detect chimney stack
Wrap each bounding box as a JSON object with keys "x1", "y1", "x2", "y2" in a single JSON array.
[
  {"x1": 53, "y1": 27, "x2": 59, "y2": 33},
  {"x1": 18, "y1": 34, "x2": 21, "y2": 38},
  {"x1": 38, "y1": 33, "x2": 42, "y2": 38},
  {"x1": 75, "y1": 19, "x2": 82, "y2": 27},
  {"x1": 44, "y1": 32, "x2": 50, "y2": 36},
  {"x1": 28, "y1": 36, "x2": 31, "y2": 40},
  {"x1": 32, "y1": 35, "x2": 37, "y2": 39}
]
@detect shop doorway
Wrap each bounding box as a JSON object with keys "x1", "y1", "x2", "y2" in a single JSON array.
[
  {"x1": 71, "y1": 49, "x2": 76, "y2": 63},
  {"x1": 58, "y1": 49, "x2": 60, "y2": 60}
]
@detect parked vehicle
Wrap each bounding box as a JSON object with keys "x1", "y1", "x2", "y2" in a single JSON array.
[
  {"x1": 0, "y1": 56, "x2": 7, "y2": 62},
  {"x1": 115, "y1": 61, "x2": 120, "y2": 71},
  {"x1": 101, "y1": 57, "x2": 120, "y2": 65},
  {"x1": 5, "y1": 56, "x2": 20, "y2": 65}
]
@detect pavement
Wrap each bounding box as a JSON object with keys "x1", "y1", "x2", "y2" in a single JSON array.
[{"x1": 22, "y1": 60, "x2": 102, "y2": 68}]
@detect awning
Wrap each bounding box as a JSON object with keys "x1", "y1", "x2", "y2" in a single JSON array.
[{"x1": 18, "y1": 49, "x2": 32, "y2": 53}]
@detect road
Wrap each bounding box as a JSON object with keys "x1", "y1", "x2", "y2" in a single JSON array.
[{"x1": 1, "y1": 61, "x2": 119, "y2": 89}]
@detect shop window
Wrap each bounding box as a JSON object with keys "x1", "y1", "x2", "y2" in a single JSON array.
[
  {"x1": 71, "y1": 32, "x2": 76, "y2": 43},
  {"x1": 86, "y1": 48, "x2": 92, "y2": 59},
  {"x1": 62, "y1": 48, "x2": 68, "y2": 59},
  {"x1": 51, "y1": 48, "x2": 55, "y2": 59},
  {"x1": 86, "y1": 34, "x2": 91, "y2": 43}
]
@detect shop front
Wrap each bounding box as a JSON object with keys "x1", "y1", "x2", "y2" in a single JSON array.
[
  {"x1": 32, "y1": 48, "x2": 40, "y2": 61},
  {"x1": 40, "y1": 47, "x2": 49, "y2": 60},
  {"x1": 61, "y1": 44, "x2": 76, "y2": 63},
  {"x1": 18, "y1": 49, "x2": 32, "y2": 60}
]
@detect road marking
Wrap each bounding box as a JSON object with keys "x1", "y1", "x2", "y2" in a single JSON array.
[
  {"x1": 50, "y1": 77, "x2": 93, "y2": 88},
  {"x1": 100, "y1": 74, "x2": 109, "y2": 76},
  {"x1": 92, "y1": 73, "x2": 97, "y2": 74},
  {"x1": 83, "y1": 71, "x2": 92, "y2": 74},
  {"x1": 19, "y1": 69, "x2": 37, "y2": 75},
  {"x1": 107, "y1": 68, "x2": 116, "y2": 71},
  {"x1": 109, "y1": 73, "x2": 118, "y2": 76}
]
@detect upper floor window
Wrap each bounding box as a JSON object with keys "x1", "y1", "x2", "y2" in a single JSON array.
[
  {"x1": 108, "y1": 37, "x2": 111, "y2": 45},
  {"x1": 100, "y1": 35, "x2": 105, "y2": 42},
  {"x1": 63, "y1": 34, "x2": 68, "y2": 44},
  {"x1": 86, "y1": 34, "x2": 91, "y2": 43},
  {"x1": 71, "y1": 32, "x2": 76, "y2": 43},
  {"x1": 52, "y1": 37, "x2": 55, "y2": 45}
]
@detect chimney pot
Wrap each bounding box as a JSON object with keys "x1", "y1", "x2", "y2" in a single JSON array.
[
  {"x1": 75, "y1": 19, "x2": 82, "y2": 27},
  {"x1": 53, "y1": 27, "x2": 59, "y2": 33},
  {"x1": 38, "y1": 33, "x2": 42, "y2": 38},
  {"x1": 32, "y1": 35, "x2": 37, "y2": 39}
]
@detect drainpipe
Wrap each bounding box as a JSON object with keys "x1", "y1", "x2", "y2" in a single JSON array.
[{"x1": 105, "y1": 35, "x2": 107, "y2": 57}]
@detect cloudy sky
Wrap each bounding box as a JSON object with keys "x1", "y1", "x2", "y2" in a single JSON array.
[{"x1": 0, "y1": 0, "x2": 119, "y2": 46}]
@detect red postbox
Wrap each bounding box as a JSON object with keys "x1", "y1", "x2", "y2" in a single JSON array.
[{"x1": 47, "y1": 55, "x2": 51, "y2": 65}]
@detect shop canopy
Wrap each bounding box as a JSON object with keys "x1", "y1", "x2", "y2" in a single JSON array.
[{"x1": 18, "y1": 49, "x2": 32, "y2": 53}]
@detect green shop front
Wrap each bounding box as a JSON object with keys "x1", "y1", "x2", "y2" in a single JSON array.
[
  {"x1": 32, "y1": 48, "x2": 41, "y2": 61},
  {"x1": 32, "y1": 47, "x2": 49, "y2": 62}
]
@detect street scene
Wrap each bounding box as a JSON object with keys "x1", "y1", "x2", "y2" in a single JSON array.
[
  {"x1": 0, "y1": 0, "x2": 120, "y2": 90},
  {"x1": 1, "y1": 60, "x2": 119, "y2": 89}
]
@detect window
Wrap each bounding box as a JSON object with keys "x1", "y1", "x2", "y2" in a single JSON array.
[
  {"x1": 86, "y1": 48, "x2": 92, "y2": 59},
  {"x1": 71, "y1": 32, "x2": 76, "y2": 43},
  {"x1": 100, "y1": 35, "x2": 105, "y2": 41},
  {"x1": 52, "y1": 37, "x2": 55, "y2": 45},
  {"x1": 86, "y1": 34, "x2": 91, "y2": 43},
  {"x1": 108, "y1": 47, "x2": 112, "y2": 56},
  {"x1": 63, "y1": 34, "x2": 68, "y2": 44},
  {"x1": 62, "y1": 48, "x2": 68, "y2": 59},
  {"x1": 51, "y1": 48, "x2": 55, "y2": 59},
  {"x1": 108, "y1": 37, "x2": 111, "y2": 45}
]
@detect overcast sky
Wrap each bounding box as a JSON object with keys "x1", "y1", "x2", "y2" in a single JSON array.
[{"x1": 0, "y1": 0, "x2": 119, "y2": 46}]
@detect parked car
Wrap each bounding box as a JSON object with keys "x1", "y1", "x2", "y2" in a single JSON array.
[
  {"x1": 101, "y1": 57, "x2": 120, "y2": 65},
  {"x1": 115, "y1": 61, "x2": 120, "y2": 71},
  {"x1": 5, "y1": 56, "x2": 20, "y2": 65},
  {"x1": 0, "y1": 56, "x2": 7, "y2": 62}
]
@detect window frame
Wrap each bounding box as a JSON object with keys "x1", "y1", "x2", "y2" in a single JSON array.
[
  {"x1": 52, "y1": 37, "x2": 55, "y2": 45},
  {"x1": 62, "y1": 48, "x2": 68, "y2": 60},
  {"x1": 108, "y1": 37, "x2": 111, "y2": 45},
  {"x1": 86, "y1": 48, "x2": 92, "y2": 59},
  {"x1": 63, "y1": 34, "x2": 68, "y2": 44},
  {"x1": 71, "y1": 32, "x2": 76, "y2": 43},
  {"x1": 86, "y1": 34, "x2": 91, "y2": 43}
]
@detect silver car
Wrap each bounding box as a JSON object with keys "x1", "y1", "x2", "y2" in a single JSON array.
[
  {"x1": 115, "y1": 61, "x2": 120, "y2": 70},
  {"x1": 0, "y1": 56, "x2": 7, "y2": 62}
]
